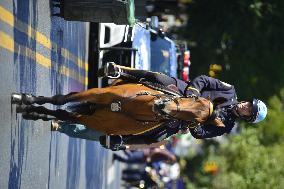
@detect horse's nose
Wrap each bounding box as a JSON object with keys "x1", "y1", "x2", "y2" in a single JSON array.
[
  {"x1": 153, "y1": 99, "x2": 166, "y2": 113},
  {"x1": 153, "y1": 102, "x2": 165, "y2": 111}
]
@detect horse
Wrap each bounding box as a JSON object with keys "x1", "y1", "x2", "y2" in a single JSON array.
[{"x1": 11, "y1": 79, "x2": 215, "y2": 135}]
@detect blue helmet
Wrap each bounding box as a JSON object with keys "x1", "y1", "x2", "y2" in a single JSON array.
[{"x1": 249, "y1": 99, "x2": 267, "y2": 123}]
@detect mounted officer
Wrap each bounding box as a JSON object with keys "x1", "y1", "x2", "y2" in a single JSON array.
[{"x1": 100, "y1": 62, "x2": 268, "y2": 150}]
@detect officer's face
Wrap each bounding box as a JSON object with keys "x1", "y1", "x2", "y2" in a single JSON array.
[{"x1": 235, "y1": 101, "x2": 253, "y2": 119}]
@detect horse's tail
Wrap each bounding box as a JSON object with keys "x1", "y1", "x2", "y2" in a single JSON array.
[{"x1": 67, "y1": 102, "x2": 96, "y2": 115}]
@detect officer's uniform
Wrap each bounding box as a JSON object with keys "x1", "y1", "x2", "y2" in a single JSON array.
[
  {"x1": 113, "y1": 72, "x2": 239, "y2": 146},
  {"x1": 184, "y1": 75, "x2": 238, "y2": 139}
]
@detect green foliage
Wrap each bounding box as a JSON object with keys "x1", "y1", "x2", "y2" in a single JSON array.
[
  {"x1": 257, "y1": 89, "x2": 284, "y2": 145},
  {"x1": 210, "y1": 129, "x2": 284, "y2": 189},
  {"x1": 182, "y1": 0, "x2": 284, "y2": 100},
  {"x1": 181, "y1": 92, "x2": 284, "y2": 188},
  {"x1": 179, "y1": 1, "x2": 284, "y2": 187}
]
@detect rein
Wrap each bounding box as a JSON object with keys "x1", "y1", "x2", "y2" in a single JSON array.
[{"x1": 152, "y1": 95, "x2": 181, "y2": 120}]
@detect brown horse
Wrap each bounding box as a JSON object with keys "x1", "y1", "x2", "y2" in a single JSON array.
[{"x1": 11, "y1": 80, "x2": 214, "y2": 135}]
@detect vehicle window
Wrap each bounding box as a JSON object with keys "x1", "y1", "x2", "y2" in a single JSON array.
[{"x1": 150, "y1": 37, "x2": 177, "y2": 77}]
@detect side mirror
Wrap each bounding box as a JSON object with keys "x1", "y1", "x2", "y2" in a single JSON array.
[{"x1": 149, "y1": 16, "x2": 159, "y2": 29}]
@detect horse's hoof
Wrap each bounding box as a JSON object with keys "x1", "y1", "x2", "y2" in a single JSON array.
[
  {"x1": 12, "y1": 93, "x2": 35, "y2": 105},
  {"x1": 11, "y1": 93, "x2": 23, "y2": 104}
]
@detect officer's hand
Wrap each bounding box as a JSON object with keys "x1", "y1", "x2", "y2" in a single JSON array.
[
  {"x1": 212, "y1": 118, "x2": 225, "y2": 127},
  {"x1": 186, "y1": 86, "x2": 200, "y2": 97}
]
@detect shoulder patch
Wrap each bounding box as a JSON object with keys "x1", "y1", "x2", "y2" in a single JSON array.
[{"x1": 220, "y1": 81, "x2": 232, "y2": 88}]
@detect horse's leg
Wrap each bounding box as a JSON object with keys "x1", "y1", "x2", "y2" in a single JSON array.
[
  {"x1": 21, "y1": 112, "x2": 55, "y2": 121},
  {"x1": 17, "y1": 105, "x2": 76, "y2": 122},
  {"x1": 12, "y1": 83, "x2": 150, "y2": 106},
  {"x1": 12, "y1": 87, "x2": 120, "y2": 105},
  {"x1": 61, "y1": 87, "x2": 127, "y2": 105},
  {"x1": 12, "y1": 92, "x2": 78, "y2": 105}
]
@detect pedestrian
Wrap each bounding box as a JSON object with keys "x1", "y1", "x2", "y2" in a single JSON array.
[
  {"x1": 51, "y1": 120, "x2": 103, "y2": 141},
  {"x1": 121, "y1": 166, "x2": 159, "y2": 188},
  {"x1": 113, "y1": 148, "x2": 177, "y2": 164}
]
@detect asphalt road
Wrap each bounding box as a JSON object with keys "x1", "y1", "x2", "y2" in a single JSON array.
[{"x1": 0, "y1": 0, "x2": 121, "y2": 188}]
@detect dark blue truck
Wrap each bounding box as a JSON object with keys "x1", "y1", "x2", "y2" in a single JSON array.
[{"x1": 88, "y1": 21, "x2": 190, "y2": 88}]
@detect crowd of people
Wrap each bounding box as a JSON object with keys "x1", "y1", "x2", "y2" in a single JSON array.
[{"x1": 113, "y1": 143, "x2": 185, "y2": 189}]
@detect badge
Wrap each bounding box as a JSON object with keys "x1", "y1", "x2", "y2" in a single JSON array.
[
  {"x1": 111, "y1": 101, "x2": 121, "y2": 112},
  {"x1": 220, "y1": 81, "x2": 232, "y2": 88}
]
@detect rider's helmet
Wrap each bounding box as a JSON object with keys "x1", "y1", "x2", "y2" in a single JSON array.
[{"x1": 247, "y1": 98, "x2": 267, "y2": 123}]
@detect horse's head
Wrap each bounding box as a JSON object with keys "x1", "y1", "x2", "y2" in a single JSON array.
[{"x1": 160, "y1": 96, "x2": 214, "y2": 125}]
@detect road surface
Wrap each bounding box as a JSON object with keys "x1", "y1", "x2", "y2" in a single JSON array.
[{"x1": 0, "y1": 0, "x2": 122, "y2": 188}]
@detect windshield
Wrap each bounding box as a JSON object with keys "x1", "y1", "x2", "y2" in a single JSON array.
[
  {"x1": 150, "y1": 37, "x2": 177, "y2": 77},
  {"x1": 132, "y1": 25, "x2": 177, "y2": 77}
]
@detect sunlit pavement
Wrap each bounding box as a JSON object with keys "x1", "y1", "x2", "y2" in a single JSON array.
[{"x1": 0, "y1": 0, "x2": 121, "y2": 188}]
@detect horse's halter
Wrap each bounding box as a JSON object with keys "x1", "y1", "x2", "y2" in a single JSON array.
[
  {"x1": 152, "y1": 94, "x2": 200, "y2": 124},
  {"x1": 130, "y1": 91, "x2": 182, "y2": 121},
  {"x1": 153, "y1": 95, "x2": 181, "y2": 120},
  {"x1": 154, "y1": 94, "x2": 215, "y2": 129}
]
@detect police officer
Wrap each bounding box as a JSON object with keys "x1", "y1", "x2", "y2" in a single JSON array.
[
  {"x1": 99, "y1": 62, "x2": 267, "y2": 149},
  {"x1": 184, "y1": 74, "x2": 267, "y2": 138}
]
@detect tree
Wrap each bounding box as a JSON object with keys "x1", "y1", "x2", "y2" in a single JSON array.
[
  {"x1": 179, "y1": 1, "x2": 284, "y2": 187},
  {"x1": 181, "y1": 89, "x2": 284, "y2": 189},
  {"x1": 181, "y1": 0, "x2": 284, "y2": 100}
]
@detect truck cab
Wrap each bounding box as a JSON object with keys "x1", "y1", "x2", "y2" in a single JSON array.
[{"x1": 88, "y1": 20, "x2": 188, "y2": 88}]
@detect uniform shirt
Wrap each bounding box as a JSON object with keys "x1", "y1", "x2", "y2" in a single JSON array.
[
  {"x1": 181, "y1": 75, "x2": 239, "y2": 138},
  {"x1": 189, "y1": 105, "x2": 237, "y2": 138},
  {"x1": 183, "y1": 75, "x2": 238, "y2": 108}
]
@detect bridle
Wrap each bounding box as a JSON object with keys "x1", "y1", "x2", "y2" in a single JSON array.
[
  {"x1": 153, "y1": 94, "x2": 201, "y2": 127},
  {"x1": 152, "y1": 95, "x2": 181, "y2": 120}
]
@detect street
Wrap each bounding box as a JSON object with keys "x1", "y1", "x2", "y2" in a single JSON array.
[{"x1": 0, "y1": 0, "x2": 121, "y2": 188}]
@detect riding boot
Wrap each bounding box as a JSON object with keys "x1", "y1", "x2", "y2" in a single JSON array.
[{"x1": 98, "y1": 62, "x2": 155, "y2": 81}]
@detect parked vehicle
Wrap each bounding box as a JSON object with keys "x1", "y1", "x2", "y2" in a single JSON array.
[
  {"x1": 88, "y1": 18, "x2": 189, "y2": 88},
  {"x1": 176, "y1": 41, "x2": 191, "y2": 81}
]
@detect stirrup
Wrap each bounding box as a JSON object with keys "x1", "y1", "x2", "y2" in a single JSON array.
[{"x1": 104, "y1": 62, "x2": 122, "y2": 79}]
